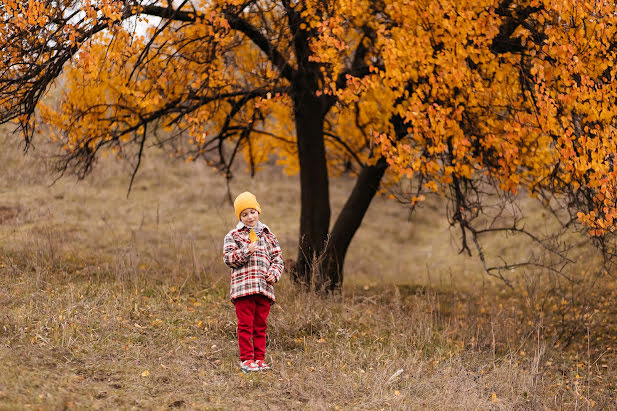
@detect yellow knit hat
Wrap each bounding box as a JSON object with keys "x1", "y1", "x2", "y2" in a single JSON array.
[{"x1": 233, "y1": 192, "x2": 261, "y2": 220}]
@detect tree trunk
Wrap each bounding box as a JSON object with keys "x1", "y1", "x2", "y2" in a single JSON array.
[
  {"x1": 290, "y1": 67, "x2": 389, "y2": 291},
  {"x1": 320, "y1": 157, "x2": 389, "y2": 291},
  {"x1": 291, "y1": 80, "x2": 390, "y2": 290},
  {"x1": 293, "y1": 90, "x2": 331, "y2": 287}
]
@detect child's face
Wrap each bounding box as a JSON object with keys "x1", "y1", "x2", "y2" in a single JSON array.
[{"x1": 240, "y1": 208, "x2": 259, "y2": 227}]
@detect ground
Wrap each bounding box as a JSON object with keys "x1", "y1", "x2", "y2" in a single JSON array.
[{"x1": 0, "y1": 133, "x2": 616, "y2": 409}]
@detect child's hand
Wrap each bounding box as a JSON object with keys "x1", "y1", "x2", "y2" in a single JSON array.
[
  {"x1": 265, "y1": 273, "x2": 276, "y2": 284},
  {"x1": 247, "y1": 242, "x2": 258, "y2": 254}
]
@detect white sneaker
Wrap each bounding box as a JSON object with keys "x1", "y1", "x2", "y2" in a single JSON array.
[
  {"x1": 240, "y1": 360, "x2": 259, "y2": 373},
  {"x1": 254, "y1": 360, "x2": 271, "y2": 370}
]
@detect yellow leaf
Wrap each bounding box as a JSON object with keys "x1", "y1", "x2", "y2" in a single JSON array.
[
  {"x1": 249, "y1": 228, "x2": 258, "y2": 242},
  {"x1": 141, "y1": 370, "x2": 150, "y2": 377}
]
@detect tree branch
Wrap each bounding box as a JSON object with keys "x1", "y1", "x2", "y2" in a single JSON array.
[{"x1": 223, "y1": 12, "x2": 296, "y2": 82}]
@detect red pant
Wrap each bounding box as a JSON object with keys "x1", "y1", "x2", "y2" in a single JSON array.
[{"x1": 234, "y1": 295, "x2": 271, "y2": 361}]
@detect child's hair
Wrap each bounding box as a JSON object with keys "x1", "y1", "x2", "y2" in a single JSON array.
[{"x1": 233, "y1": 192, "x2": 261, "y2": 220}]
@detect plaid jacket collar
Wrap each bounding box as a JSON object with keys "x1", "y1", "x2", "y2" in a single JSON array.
[{"x1": 235, "y1": 221, "x2": 271, "y2": 233}]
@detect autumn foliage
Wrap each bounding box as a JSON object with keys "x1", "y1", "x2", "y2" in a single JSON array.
[{"x1": 2, "y1": 0, "x2": 617, "y2": 285}]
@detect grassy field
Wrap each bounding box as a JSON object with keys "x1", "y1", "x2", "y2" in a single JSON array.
[{"x1": 1, "y1": 132, "x2": 616, "y2": 409}]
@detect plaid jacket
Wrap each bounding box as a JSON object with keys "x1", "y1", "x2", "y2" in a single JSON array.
[{"x1": 223, "y1": 222, "x2": 284, "y2": 303}]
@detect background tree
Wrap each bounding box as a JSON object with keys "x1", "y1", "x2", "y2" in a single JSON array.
[
  {"x1": 2, "y1": 0, "x2": 617, "y2": 289},
  {"x1": 2, "y1": 0, "x2": 386, "y2": 290}
]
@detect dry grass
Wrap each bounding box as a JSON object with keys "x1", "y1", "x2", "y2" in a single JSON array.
[{"x1": 1, "y1": 131, "x2": 616, "y2": 409}]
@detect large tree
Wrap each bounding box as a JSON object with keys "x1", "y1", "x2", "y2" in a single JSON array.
[
  {"x1": 2, "y1": 0, "x2": 617, "y2": 289},
  {"x1": 2, "y1": 0, "x2": 387, "y2": 290}
]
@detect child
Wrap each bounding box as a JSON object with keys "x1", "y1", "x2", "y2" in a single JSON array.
[{"x1": 223, "y1": 191, "x2": 284, "y2": 372}]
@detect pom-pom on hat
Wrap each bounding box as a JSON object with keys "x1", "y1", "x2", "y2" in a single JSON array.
[{"x1": 233, "y1": 192, "x2": 261, "y2": 220}]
